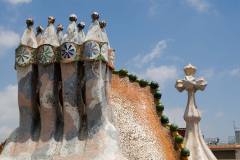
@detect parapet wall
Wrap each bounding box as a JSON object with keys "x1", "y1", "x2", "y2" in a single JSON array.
[{"x1": 110, "y1": 74, "x2": 179, "y2": 160}]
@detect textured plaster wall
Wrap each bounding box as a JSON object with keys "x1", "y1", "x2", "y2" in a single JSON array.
[{"x1": 110, "y1": 74, "x2": 179, "y2": 160}]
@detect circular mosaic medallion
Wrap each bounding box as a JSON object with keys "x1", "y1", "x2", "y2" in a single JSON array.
[
  {"x1": 60, "y1": 43, "x2": 77, "y2": 63},
  {"x1": 84, "y1": 41, "x2": 100, "y2": 59},
  {"x1": 38, "y1": 45, "x2": 55, "y2": 65},
  {"x1": 16, "y1": 46, "x2": 32, "y2": 67}
]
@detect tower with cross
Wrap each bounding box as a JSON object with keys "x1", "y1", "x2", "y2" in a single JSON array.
[{"x1": 175, "y1": 64, "x2": 217, "y2": 160}]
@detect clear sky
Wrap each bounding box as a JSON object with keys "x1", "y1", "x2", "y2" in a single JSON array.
[{"x1": 0, "y1": 0, "x2": 239, "y2": 143}]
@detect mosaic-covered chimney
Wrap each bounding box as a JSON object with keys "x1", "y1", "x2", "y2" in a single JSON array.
[{"x1": 0, "y1": 12, "x2": 123, "y2": 160}]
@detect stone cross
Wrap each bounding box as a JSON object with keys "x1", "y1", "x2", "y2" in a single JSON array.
[{"x1": 175, "y1": 64, "x2": 217, "y2": 160}]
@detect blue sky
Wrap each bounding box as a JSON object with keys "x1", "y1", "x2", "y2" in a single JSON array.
[{"x1": 0, "y1": 0, "x2": 240, "y2": 143}]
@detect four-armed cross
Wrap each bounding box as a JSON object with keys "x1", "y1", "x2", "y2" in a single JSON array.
[{"x1": 175, "y1": 64, "x2": 217, "y2": 160}]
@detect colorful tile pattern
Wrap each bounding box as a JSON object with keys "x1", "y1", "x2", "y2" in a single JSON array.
[
  {"x1": 60, "y1": 42, "x2": 77, "y2": 63},
  {"x1": 37, "y1": 45, "x2": 55, "y2": 65},
  {"x1": 15, "y1": 46, "x2": 33, "y2": 67}
]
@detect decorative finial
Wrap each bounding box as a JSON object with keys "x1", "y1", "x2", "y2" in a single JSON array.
[
  {"x1": 184, "y1": 63, "x2": 197, "y2": 76},
  {"x1": 77, "y1": 22, "x2": 85, "y2": 30},
  {"x1": 99, "y1": 20, "x2": 107, "y2": 29},
  {"x1": 48, "y1": 16, "x2": 55, "y2": 25},
  {"x1": 36, "y1": 25, "x2": 44, "y2": 34},
  {"x1": 91, "y1": 11, "x2": 99, "y2": 21},
  {"x1": 26, "y1": 18, "x2": 34, "y2": 28},
  {"x1": 69, "y1": 14, "x2": 77, "y2": 22},
  {"x1": 57, "y1": 24, "x2": 64, "y2": 32},
  {"x1": 176, "y1": 64, "x2": 207, "y2": 92}
]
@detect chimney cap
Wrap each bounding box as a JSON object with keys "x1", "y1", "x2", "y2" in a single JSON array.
[
  {"x1": 77, "y1": 21, "x2": 85, "y2": 30},
  {"x1": 48, "y1": 16, "x2": 55, "y2": 24},
  {"x1": 99, "y1": 20, "x2": 107, "y2": 29},
  {"x1": 91, "y1": 11, "x2": 99, "y2": 21},
  {"x1": 36, "y1": 25, "x2": 44, "y2": 32},
  {"x1": 26, "y1": 18, "x2": 34, "y2": 27},
  {"x1": 57, "y1": 24, "x2": 64, "y2": 31},
  {"x1": 69, "y1": 14, "x2": 77, "y2": 22}
]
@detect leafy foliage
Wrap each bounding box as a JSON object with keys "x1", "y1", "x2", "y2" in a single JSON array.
[
  {"x1": 128, "y1": 74, "x2": 137, "y2": 82},
  {"x1": 139, "y1": 79, "x2": 149, "y2": 87},
  {"x1": 170, "y1": 124, "x2": 179, "y2": 132},
  {"x1": 181, "y1": 148, "x2": 190, "y2": 157},
  {"x1": 161, "y1": 115, "x2": 169, "y2": 124},
  {"x1": 118, "y1": 69, "x2": 128, "y2": 77},
  {"x1": 154, "y1": 91, "x2": 162, "y2": 99},
  {"x1": 150, "y1": 81, "x2": 159, "y2": 90},
  {"x1": 156, "y1": 103, "x2": 164, "y2": 112},
  {"x1": 175, "y1": 135, "x2": 184, "y2": 144}
]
